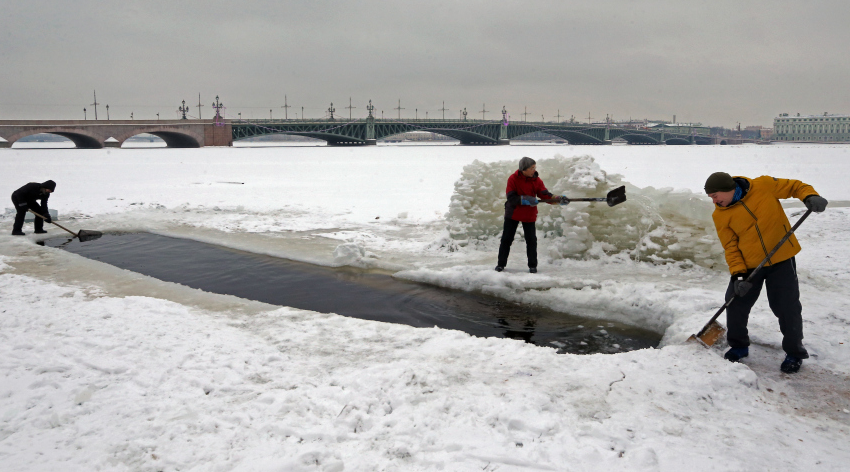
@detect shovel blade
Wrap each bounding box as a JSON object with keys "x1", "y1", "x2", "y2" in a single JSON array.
[
  {"x1": 688, "y1": 320, "x2": 727, "y2": 348},
  {"x1": 606, "y1": 186, "x2": 627, "y2": 207},
  {"x1": 77, "y1": 230, "x2": 103, "y2": 243}
]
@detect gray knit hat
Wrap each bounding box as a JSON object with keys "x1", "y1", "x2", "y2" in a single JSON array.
[
  {"x1": 518, "y1": 157, "x2": 536, "y2": 171},
  {"x1": 704, "y1": 172, "x2": 736, "y2": 194}
]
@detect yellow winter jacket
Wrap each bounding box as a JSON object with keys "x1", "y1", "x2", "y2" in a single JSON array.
[{"x1": 712, "y1": 176, "x2": 819, "y2": 275}]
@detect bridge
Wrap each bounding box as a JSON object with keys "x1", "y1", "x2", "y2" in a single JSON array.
[
  {"x1": 231, "y1": 117, "x2": 712, "y2": 146},
  {"x1": 0, "y1": 119, "x2": 231, "y2": 148},
  {"x1": 1, "y1": 116, "x2": 712, "y2": 148}
]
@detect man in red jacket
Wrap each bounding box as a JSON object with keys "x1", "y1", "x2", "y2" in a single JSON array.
[{"x1": 496, "y1": 157, "x2": 557, "y2": 273}]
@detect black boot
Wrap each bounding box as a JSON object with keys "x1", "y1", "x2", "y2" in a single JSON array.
[
  {"x1": 724, "y1": 347, "x2": 749, "y2": 362},
  {"x1": 780, "y1": 355, "x2": 802, "y2": 374}
]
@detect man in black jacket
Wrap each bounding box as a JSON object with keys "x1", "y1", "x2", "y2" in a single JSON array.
[{"x1": 10, "y1": 180, "x2": 56, "y2": 235}]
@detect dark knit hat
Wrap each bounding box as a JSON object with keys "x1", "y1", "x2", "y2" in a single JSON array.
[
  {"x1": 41, "y1": 180, "x2": 56, "y2": 191},
  {"x1": 704, "y1": 172, "x2": 735, "y2": 194},
  {"x1": 518, "y1": 157, "x2": 536, "y2": 171}
]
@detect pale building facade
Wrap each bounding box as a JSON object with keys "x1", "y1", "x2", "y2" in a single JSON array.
[{"x1": 773, "y1": 113, "x2": 850, "y2": 142}]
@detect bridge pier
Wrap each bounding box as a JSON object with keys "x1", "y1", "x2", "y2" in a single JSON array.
[
  {"x1": 499, "y1": 121, "x2": 509, "y2": 145},
  {"x1": 365, "y1": 115, "x2": 376, "y2": 145}
]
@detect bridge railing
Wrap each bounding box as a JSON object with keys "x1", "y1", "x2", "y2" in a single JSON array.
[{"x1": 230, "y1": 118, "x2": 711, "y2": 136}]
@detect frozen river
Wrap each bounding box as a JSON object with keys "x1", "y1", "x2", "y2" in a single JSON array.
[{"x1": 2, "y1": 142, "x2": 850, "y2": 471}]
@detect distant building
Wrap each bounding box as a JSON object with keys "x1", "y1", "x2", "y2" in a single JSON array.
[
  {"x1": 742, "y1": 126, "x2": 763, "y2": 140},
  {"x1": 773, "y1": 113, "x2": 850, "y2": 142}
]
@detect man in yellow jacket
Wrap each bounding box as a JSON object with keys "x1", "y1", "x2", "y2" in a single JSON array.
[{"x1": 705, "y1": 172, "x2": 828, "y2": 374}]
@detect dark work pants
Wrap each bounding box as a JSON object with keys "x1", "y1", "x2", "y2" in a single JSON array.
[
  {"x1": 725, "y1": 257, "x2": 808, "y2": 359},
  {"x1": 11, "y1": 198, "x2": 43, "y2": 233},
  {"x1": 497, "y1": 218, "x2": 537, "y2": 269}
]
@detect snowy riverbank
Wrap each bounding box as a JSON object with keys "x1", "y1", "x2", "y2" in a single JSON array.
[{"x1": 2, "y1": 144, "x2": 849, "y2": 471}]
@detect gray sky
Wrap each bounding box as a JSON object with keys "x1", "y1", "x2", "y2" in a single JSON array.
[{"x1": 2, "y1": 0, "x2": 848, "y2": 126}]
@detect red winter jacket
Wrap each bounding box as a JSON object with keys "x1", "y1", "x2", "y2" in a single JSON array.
[{"x1": 504, "y1": 170, "x2": 553, "y2": 222}]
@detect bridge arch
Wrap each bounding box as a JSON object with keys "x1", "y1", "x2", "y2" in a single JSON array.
[
  {"x1": 237, "y1": 131, "x2": 359, "y2": 145},
  {"x1": 664, "y1": 138, "x2": 692, "y2": 145},
  {"x1": 6, "y1": 129, "x2": 104, "y2": 149},
  {"x1": 510, "y1": 129, "x2": 604, "y2": 145},
  {"x1": 377, "y1": 122, "x2": 501, "y2": 145},
  {"x1": 394, "y1": 128, "x2": 495, "y2": 145},
  {"x1": 8, "y1": 133, "x2": 73, "y2": 148},
  {"x1": 115, "y1": 128, "x2": 203, "y2": 148},
  {"x1": 615, "y1": 133, "x2": 660, "y2": 145}
]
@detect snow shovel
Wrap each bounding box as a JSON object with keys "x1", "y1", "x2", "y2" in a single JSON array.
[
  {"x1": 688, "y1": 209, "x2": 812, "y2": 347},
  {"x1": 28, "y1": 210, "x2": 103, "y2": 242},
  {"x1": 541, "y1": 185, "x2": 627, "y2": 206}
]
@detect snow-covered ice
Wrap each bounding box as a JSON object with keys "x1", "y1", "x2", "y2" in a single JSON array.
[{"x1": 2, "y1": 143, "x2": 849, "y2": 471}]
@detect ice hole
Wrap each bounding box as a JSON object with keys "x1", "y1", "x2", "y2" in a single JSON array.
[{"x1": 42, "y1": 232, "x2": 660, "y2": 354}]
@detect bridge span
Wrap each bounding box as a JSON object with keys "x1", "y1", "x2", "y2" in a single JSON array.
[
  {"x1": 1, "y1": 117, "x2": 712, "y2": 148},
  {"x1": 0, "y1": 119, "x2": 232, "y2": 149}
]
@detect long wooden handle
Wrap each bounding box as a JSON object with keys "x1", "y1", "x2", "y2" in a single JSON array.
[
  {"x1": 540, "y1": 197, "x2": 606, "y2": 203},
  {"x1": 28, "y1": 210, "x2": 78, "y2": 237}
]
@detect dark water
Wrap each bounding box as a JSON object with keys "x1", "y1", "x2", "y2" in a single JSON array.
[{"x1": 43, "y1": 233, "x2": 660, "y2": 354}]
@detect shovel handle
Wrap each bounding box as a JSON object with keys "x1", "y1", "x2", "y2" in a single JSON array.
[
  {"x1": 28, "y1": 210, "x2": 78, "y2": 237},
  {"x1": 539, "y1": 197, "x2": 607, "y2": 203},
  {"x1": 695, "y1": 209, "x2": 813, "y2": 337}
]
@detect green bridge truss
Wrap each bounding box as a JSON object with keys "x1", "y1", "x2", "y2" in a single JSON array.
[{"x1": 231, "y1": 118, "x2": 713, "y2": 146}]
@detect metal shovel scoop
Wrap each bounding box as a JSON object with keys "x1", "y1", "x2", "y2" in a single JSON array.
[
  {"x1": 29, "y1": 210, "x2": 103, "y2": 242},
  {"x1": 542, "y1": 185, "x2": 627, "y2": 206}
]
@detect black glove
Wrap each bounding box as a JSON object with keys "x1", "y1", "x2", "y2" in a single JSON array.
[
  {"x1": 44, "y1": 215, "x2": 52, "y2": 224},
  {"x1": 804, "y1": 195, "x2": 828, "y2": 213},
  {"x1": 731, "y1": 273, "x2": 752, "y2": 297}
]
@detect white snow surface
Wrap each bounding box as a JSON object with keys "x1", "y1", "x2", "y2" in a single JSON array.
[{"x1": 2, "y1": 144, "x2": 850, "y2": 471}]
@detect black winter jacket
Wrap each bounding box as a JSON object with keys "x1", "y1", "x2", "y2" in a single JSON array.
[{"x1": 11, "y1": 181, "x2": 53, "y2": 213}]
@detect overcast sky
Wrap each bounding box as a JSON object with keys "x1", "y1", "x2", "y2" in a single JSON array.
[{"x1": 1, "y1": 0, "x2": 848, "y2": 126}]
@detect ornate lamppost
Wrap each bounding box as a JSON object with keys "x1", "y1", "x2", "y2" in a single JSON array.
[
  {"x1": 212, "y1": 95, "x2": 224, "y2": 122},
  {"x1": 179, "y1": 100, "x2": 189, "y2": 120}
]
